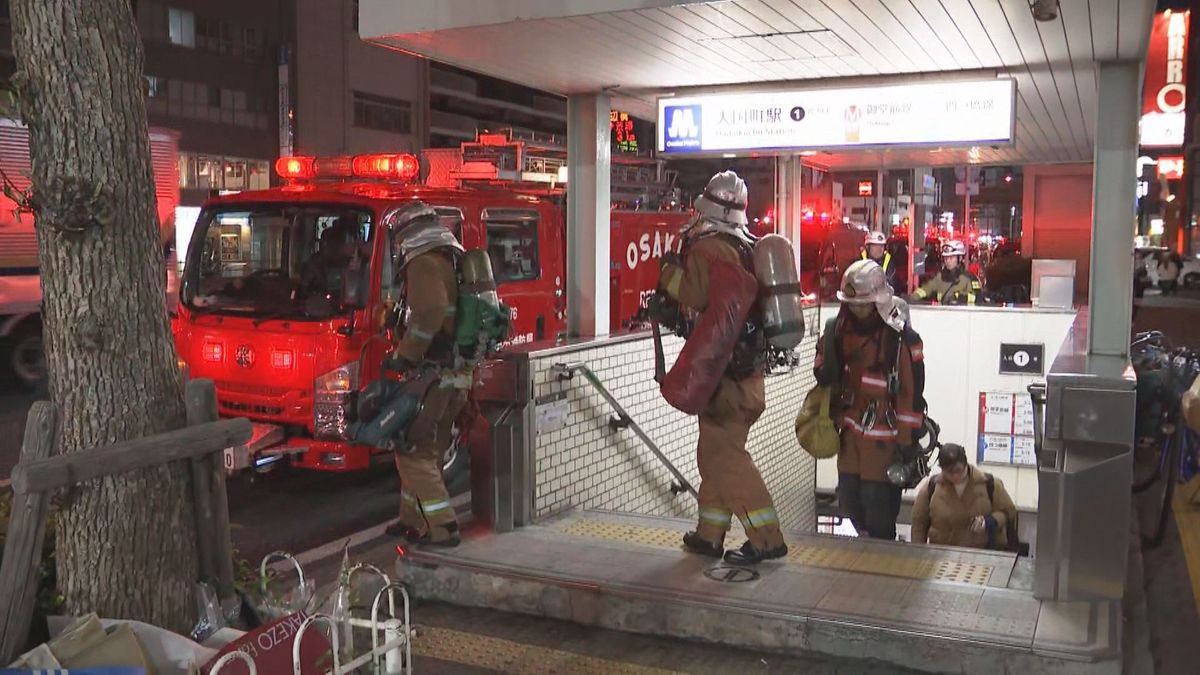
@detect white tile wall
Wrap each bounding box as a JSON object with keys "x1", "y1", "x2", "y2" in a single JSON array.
[{"x1": 530, "y1": 309, "x2": 820, "y2": 533}]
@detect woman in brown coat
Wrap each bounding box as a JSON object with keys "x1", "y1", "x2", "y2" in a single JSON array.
[{"x1": 911, "y1": 444, "x2": 1018, "y2": 549}]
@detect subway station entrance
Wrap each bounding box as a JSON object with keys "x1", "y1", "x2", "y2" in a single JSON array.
[{"x1": 360, "y1": 1, "x2": 1159, "y2": 672}]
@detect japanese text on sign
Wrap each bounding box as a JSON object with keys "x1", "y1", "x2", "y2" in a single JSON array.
[{"x1": 977, "y1": 392, "x2": 1037, "y2": 466}]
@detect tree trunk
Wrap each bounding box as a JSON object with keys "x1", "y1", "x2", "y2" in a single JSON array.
[{"x1": 10, "y1": 0, "x2": 197, "y2": 631}]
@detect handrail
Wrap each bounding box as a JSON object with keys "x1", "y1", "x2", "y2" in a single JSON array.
[{"x1": 552, "y1": 362, "x2": 698, "y2": 500}]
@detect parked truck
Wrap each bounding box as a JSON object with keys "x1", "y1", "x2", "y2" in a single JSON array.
[{"x1": 0, "y1": 120, "x2": 180, "y2": 389}]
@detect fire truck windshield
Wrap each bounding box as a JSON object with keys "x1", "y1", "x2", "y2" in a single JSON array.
[{"x1": 181, "y1": 204, "x2": 373, "y2": 320}]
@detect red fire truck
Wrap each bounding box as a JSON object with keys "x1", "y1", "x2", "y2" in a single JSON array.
[{"x1": 173, "y1": 133, "x2": 690, "y2": 478}]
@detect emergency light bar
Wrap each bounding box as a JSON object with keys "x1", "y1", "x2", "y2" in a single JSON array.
[{"x1": 275, "y1": 153, "x2": 420, "y2": 182}]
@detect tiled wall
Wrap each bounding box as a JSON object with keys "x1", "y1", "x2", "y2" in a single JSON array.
[{"x1": 529, "y1": 308, "x2": 819, "y2": 533}]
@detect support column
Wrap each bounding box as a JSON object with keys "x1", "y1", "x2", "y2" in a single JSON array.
[
  {"x1": 1087, "y1": 61, "x2": 1140, "y2": 356},
  {"x1": 775, "y1": 155, "x2": 803, "y2": 265},
  {"x1": 566, "y1": 93, "x2": 611, "y2": 337}
]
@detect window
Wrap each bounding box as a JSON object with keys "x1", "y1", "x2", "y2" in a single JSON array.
[
  {"x1": 484, "y1": 209, "x2": 540, "y2": 282},
  {"x1": 145, "y1": 75, "x2": 164, "y2": 99},
  {"x1": 168, "y1": 8, "x2": 195, "y2": 48},
  {"x1": 353, "y1": 92, "x2": 412, "y2": 135},
  {"x1": 244, "y1": 27, "x2": 263, "y2": 59}
]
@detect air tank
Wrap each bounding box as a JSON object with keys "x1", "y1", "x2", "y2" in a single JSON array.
[
  {"x1": 456, "y1": 249, "x2": 510, "y2": 358},
  {"x1": 753, "y1": 234, "x2": 805, "y2": 350}
]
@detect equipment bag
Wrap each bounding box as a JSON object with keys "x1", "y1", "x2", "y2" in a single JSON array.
[
  {"x1": 796, "y1": 317, "x2": 842, "y2": 459},
  {"x1": 350, "y1": 370, "x2": 436, "y2": 452},
  {"x1": 660, "y1": 258, "x2": 758, "y2": 415}
]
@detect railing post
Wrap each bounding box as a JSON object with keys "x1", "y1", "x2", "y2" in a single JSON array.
[
  {"x1": 0, "y1": 402, "x2": 60, "y2": 664},
  {"x1": 185, "y1": 379, "x2": 236, "y2": 601}
]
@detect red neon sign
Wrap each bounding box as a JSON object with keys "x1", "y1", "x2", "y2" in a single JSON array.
[
  {"x1": 1158, "y1": 156, "x2": 1185, "y2": 180},
  {"x1": 1141, "y1": 10, "x2": 1190, "y2": 147},
  {"x1": 858, "y1": 180, "x2": 873, "y2": 197}
]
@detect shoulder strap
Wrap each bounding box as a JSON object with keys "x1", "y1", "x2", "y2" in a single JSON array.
[
  {"x1": 985, "y1": 473, "x2": 995, "y2": 503},
  {"x1": 928, "y1": 474, "x2": 939, "y2": 499}
]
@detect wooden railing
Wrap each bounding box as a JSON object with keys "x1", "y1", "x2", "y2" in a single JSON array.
[{"x1": 0, "y1": 379, "x2": 250, "y2": 663}]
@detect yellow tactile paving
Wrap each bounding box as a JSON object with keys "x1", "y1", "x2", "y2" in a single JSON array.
[
  {"x1": 557, "y1": 517, "x2": 995, "y2": 585},
  {"x1": 1173, "y1": 478, "x2": 1200, "y2": 617},
  {"x1": 412, "y1": 625, "x2": 685, "y2": 674}
]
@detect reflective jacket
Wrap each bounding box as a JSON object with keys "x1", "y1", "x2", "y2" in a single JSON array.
[
  {"x1": 911, "y1": 268, "x2": 981, "y2": 305},
  {"x1": 814, "y1": 312, "x2": 924, "y2": 481},
  {"x1": 911, "y1": 467, "x2": 1017, "y2": 549}
]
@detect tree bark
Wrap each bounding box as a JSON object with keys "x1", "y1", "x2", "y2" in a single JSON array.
[{"x1": 10, "y1": 0, "x2": 197, "y2": 631}]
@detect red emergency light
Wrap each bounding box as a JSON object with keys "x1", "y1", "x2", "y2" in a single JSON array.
[{"x1": 275, "y1": 153, "x2": 421, "y2": 183}]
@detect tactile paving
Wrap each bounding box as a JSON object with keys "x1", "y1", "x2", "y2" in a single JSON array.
[{"x1": 558, "y1": 515, "x2": 998, "y2": 586}]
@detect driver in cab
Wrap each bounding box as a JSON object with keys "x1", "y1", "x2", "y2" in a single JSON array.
[
  {"x1": 911, "y1": 240, "x2": 981, "y2": 305},
  {"x1": 301, "y1": 215, "x2": 360, "y2": 298}
]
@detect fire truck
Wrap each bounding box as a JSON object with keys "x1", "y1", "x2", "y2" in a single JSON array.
[
  {"x1": 173, "y1": 131, "x2": 691, "y2": 479},
  {"x1": 0, "y1": 120, "x2": 179, "y2": 390}
]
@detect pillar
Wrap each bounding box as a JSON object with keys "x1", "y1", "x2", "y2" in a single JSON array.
[
  {"x1": 1087, "y1": 62, "x2": 1140, "y2": 356},
  {"x1": 775, "y1": 155, "x2": 803, "y2": 266},
  {"x1": 566, "y1": 93, "x2": 611, "y2": 337}
]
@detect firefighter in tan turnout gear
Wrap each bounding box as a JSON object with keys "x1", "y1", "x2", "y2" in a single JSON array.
[
  {"x1": 384, "y1": 202, "x2": 469, "y2": 547},
  {"x1": 657, "y1": 171, "x2": 788, "y2": 565},
  {"x1": 911, "y1": 239, "x2": 980, "y2": 305}
]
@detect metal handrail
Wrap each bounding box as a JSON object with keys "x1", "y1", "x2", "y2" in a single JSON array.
[{"x1": 552, "y1": 362, "x2": 698, "y2": 500}]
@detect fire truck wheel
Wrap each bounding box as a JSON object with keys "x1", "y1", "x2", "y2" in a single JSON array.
[
  {"x1": 442, "y1": 426, "x2": 469, "y2": 490},
  {"x1": 3, "y1": 321, "x2": 46, "y2": 393}
]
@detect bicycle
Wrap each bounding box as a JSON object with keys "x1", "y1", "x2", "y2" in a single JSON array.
[{"x1": 1130, "y1": 331, "x2": 1200, "y2": 548}]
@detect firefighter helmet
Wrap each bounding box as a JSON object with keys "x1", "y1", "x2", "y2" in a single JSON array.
[
  {"x1": 941, "y1": 239, "x2": 967, "y2": 257},
  {"x1": 694, "y1": 170, "x2": 749, "y2": 226},
  {"x1": 387, "y1": 200, "x2": 463, "y2": 269},
  {"x1": 865, "y1": 231, "x2": 887, "y2": 246},
  {"x1": 839, "y1": 259, "x2": 907, "y2": 331}
]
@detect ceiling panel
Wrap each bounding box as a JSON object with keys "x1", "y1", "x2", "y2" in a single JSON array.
[{"x1": 365, "y1": 0, "x2": 1158, "y2": 168}]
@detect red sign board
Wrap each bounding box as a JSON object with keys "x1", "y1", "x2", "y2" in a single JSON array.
[
  {"x1": 1141, "y1": 10, "x2": 1190, "y2": 147},
  {"x1": 203, "y1": 612, "x2": 332, "y2": 675},
  {"x1": 610, "y1": 110, "x2": 638, "y2": 153},
  {"x1": 858, "y1": 180, "x2": 873, "y2": 197},
  {"x1": 1158, "y1": 156, "x2": 1185, "y2": 180}
]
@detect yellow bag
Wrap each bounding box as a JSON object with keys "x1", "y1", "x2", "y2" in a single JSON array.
[{"x1": 795, "y1": 385, "x2": 840, "y2": 459}]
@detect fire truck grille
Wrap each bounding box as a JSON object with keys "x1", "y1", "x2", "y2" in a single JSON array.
[
  {"x1": 215, "y1": 380, "x2": 293, "y2": 398},
  {"x1": 221, "y1": 400, "x2": 285, "y2": 417}
]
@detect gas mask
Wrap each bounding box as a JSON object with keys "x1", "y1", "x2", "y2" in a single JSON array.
[{"x1": 886, "y1": 417, "x2": 940, "y2": 489}]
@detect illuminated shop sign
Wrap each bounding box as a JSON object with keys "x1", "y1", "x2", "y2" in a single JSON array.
[
  {"x1": 610, "y1": 110, "x2": 639, "y2": 154},
  {"x1": 657, "y1": 79, "x2": 1016, "y2": 154},
  {"x1": 1158, "y1": 156, "x2": 1185, "y2": 180},
  {"x1": 1140, "y1": 10, "x2": 1190, "y2": 147}
]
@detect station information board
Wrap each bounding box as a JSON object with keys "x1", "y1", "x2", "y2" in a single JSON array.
[
  {"x1": 657, "y1": 78, "x2": 1016, "y2": 155},
  {"x1": 977, "y1": 391, "x2": 1037, "y2": 467}
]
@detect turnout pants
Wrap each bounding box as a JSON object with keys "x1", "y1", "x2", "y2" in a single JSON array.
[
  {"x1": 694, "y1": 375, "x2": 786, "y2": 551},
  {"x1": 836, "y1": 473, "x2": 902, "y2": 541},
  {"x1": 393, "y1": 382, "x2": 468, "y2": 539}
]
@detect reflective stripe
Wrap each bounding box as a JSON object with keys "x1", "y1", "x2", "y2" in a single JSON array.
[
  {"x1": 444, "y1": 306, "x2": 457, "y2": 315},
  {"x1": 841, "y1": 416, "x2": 899, "y2": 440},
  {"x1": 741, "y1": 507, "x2": 780, "y2": 529},
  {"x1": 699, "y1": 508, "x2": 732, "y2": 528},
  {"x1": 420, "y1": 498, "x2": 452, "y2": 514},
  {"x1": 913, "y1": 288, "x2": 928, "y2": 299},
  {"x1": 861, "y1": 375, "x2": 888, "y2": 390},
  {"x1": 401, "y1": 491, "x2": 416, "y2": 504},
  {"x1": 966, "y1": 293, "x2": 976, "y2": 304},
  {"x1": 409, "y1": 326, "x2": 435, "y2": 341},
  {"x1": 896, "y1": 411, "x2": 924, "y2": 428},
  {"x1": 910, "y1": 345, "x2": 924, "y2": 362}
]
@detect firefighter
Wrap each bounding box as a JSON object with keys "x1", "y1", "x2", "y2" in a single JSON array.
[
  {"x1": 911, "y1": 239, "x2": 981, "y2": 304},
  {"x1": 657, "y1": 170, "x2": 788, "y2": 565},
  {"x1": 383, "y1": 202, "x2": 469, "y2": 547},
  {"x1": 860, "y1": 231, "x2": 896, "y2": 289},
  {"x1": 816, "y1": 260, "x2": 925, "y2": 540}
]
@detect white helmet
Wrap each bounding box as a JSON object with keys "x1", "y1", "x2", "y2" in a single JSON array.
[
  {"x1": 838, "y1": 259, "x2": 907, "y2": 331},
  {"x1": 941, "y1": 240, "x2": 967, "y2": 257},
  {"x1": 865, "y1": 231, "x2": 887, "y2": 246},
  {"x1": 694, "y1": 170, "x2": 748, "y2": 226},
  {"x1": 386, "y1": 200, "x2": 463, "y2": 269}
]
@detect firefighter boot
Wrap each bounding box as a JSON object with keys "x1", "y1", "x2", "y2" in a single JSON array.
[
  {"x1": 724, "y1": 539, "x2": 788, "y2": 565},
  {"x1": 682, "y1": 531, "x2": 724, "y2": 558}
]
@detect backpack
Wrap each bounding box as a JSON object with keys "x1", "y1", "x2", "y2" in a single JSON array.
[{"x1": 928, "y1": 473, "x2": 1027, "y2": 556}]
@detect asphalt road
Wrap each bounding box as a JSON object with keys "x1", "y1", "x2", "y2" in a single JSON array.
[{"x1": 0, "y1": 388, "x2": 417, "y2": 564}]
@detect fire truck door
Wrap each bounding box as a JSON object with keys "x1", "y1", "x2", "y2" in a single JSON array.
[{"x1": 482, "y1": 207, "x2": 554, "y2": 347}]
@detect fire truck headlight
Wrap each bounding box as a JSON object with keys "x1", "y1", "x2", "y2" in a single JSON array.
[{"x1": 314, "y1": 362, "x2": 359, "y2": 439}]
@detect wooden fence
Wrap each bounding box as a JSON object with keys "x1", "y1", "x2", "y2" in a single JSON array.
[{"x1": 0, "y1": 379, "x2": 250, "y2": 663}]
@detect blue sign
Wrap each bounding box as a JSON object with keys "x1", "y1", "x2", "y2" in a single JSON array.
[{"x1": 663, "y1": 104, "x2": 702, "y2": 151}]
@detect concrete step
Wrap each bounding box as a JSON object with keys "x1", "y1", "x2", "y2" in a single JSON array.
[{"x1": 395, "y1": 510, "x2": 1121, "y2": 675}]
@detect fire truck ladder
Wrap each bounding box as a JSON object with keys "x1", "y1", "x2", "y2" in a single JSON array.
[{"x1": 551, "y1": 362, "x2": 698, "y2": 501}]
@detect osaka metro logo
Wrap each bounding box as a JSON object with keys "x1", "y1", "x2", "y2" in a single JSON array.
[{"x1": 664, "y1": 104, "x2": 702, "y2": 151}]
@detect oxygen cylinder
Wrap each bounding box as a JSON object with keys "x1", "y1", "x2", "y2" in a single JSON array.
[
  {"x1": 753, "y1": 234, "x2": 805, "y2": 350},
  {"x1": 456, "y1": 249, "x2": 511, "y2": 358}
]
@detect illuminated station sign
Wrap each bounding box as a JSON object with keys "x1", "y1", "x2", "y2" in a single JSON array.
[
  {"x1": 1140, "y1": 10, "x2": 1190, "y2": 148},
  {"x1": 657, "y1": 79, "x2": 1016, "y2": 154}
]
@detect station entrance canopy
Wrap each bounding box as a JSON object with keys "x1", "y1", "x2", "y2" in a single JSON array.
[{"x1": 361, "y1": 0, "x2": 1157, "y2": 170}]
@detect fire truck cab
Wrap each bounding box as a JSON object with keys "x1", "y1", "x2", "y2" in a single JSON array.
[{"x1": 174, "y1": 136, "x2": 690, "y2": 477}]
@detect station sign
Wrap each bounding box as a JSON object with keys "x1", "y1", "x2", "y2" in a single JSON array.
[
  {"x1": 1140, "y1": 10, "x2": 1189, "y2": 147},
  {"x1": 657, "y1": 78, "x2": 1016, "y2": 154}
]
